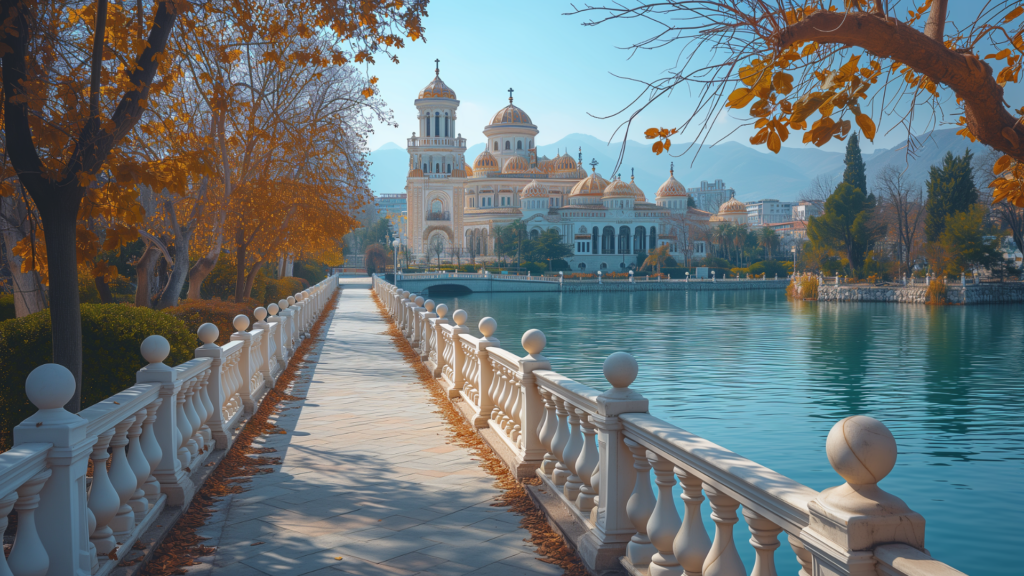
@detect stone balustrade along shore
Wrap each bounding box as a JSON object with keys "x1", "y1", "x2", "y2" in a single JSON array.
[
  {"x1": 0, "y1": 275, "x2": 339, "y2": 576},
  {"x1": 373, "y1": 273, "x2": 968, "y2": 576}
]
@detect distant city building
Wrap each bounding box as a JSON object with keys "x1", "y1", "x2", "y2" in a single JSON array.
[
  {"x1": 376, "y1": 193, "x2": 407, "y2": 218},
  {"x1": 791, "y1": 200, "x2": 823, "y2": 221},
  {"x1": 687, "y1": 180, "x2": 735, "y2": 214},
  {"x1": 745, "y1": 199, "x2": 795, "y2": 226}
]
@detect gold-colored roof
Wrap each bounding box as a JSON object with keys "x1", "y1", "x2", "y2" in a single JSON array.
[
  {"x1": 656, "y1": 168, "x2": 688, "y2": 198},
  {"x1": 628, "y1": 174, "x2": 647, "y2": 202},
  {"x1": 719, "y1": 197, "x2": 748, "y2": 214},
  {"x1": 464, "y1": 163, "x2": 474, "y2": 178},
  {"x1": 570, "y1": 171, "x2": 610, "y2": 196},
  {"x1": 489, "y1": 104, "x2": 533, "y2": 126},
  {"x1": 419, "y1": 74, "x2": 456, "y2": 99},
  {"x1": 472, "y1": 150, "x2": 500, "y2": 172},
  {"x1": 409, "y1": 168, "x2": 424, "y2": 177},
  {"x1": 502, "y1": 155, "x2": 529, "y2": 173},
  {"x1": 520, "y1": 180, "x2": 546, "y2": 199},
  {"x1": 551, "y1": 154, "x2": 577, "y2": 173},
  {"x1": 604, "y1": 177, "x2": 635, "y2": 199}
]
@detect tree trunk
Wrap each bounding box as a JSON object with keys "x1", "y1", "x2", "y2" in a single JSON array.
[
  {"x1": 234, "y1": 226, "x2": 246, "y2": 302},
  {"x1": 186, "y1": 216, "x2": 222, "y2": 299},
  {"x1": 284, "y1": 254, "x2": 294, "y2": 277},
  {"x1": 156, "y1": 229, "x2": 190, "y2": 308},
  {"x1": 41, "y1": 205, "x2": 84, "y2": 412},
  {"x1": 0, "y1": 195, "x2": 48, "y2": 316},
  {"x1": 94, "y1": 276, "x2": 114, "y2": 303},
  {"x1": 135, "y1": 240, "x2": 159, "y2": 307},
  {"x1": 242, "y1": 257, "x2": 268, "y2": 301}
]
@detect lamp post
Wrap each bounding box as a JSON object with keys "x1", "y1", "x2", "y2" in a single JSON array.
[
  {"x1": 791, "y1": 245, "x2": 797, "y2": 274},
  {"x1": 393, "y1": 238, "x2": 401, "y2": 287},
  {"x1": 712, "y1": 270, "x2": 716, "y2": 283},
  {"x1": 598, "y1": 270, "x2": 602, "y2": 285},
  {"x1": 685, "y1": 271, "x2": 690, "y2": 283},
  {"x1": 629, "y1": 270, "x2": 634, "y2": 283}
]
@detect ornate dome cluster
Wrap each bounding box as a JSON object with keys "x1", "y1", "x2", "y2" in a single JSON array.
[
  {"x1": 718, "y1": 197, "x2": 748, "y2": 215},
  {"x1": 520, "y1": 180, "x2": 546, "y2": 199},
  {"x1": 472, "y1": 150, "x2": 500, "y2": 172},
  {"x1": 502, "y1": 155, "x2": 529, "y2": 174},
  {"x1": 603, "y1": 176, "x2": 634, "y2": 199},
  {"x1": 550, "y1": 153, "x2": 578, "y2": 173},
  {"x1": 656, "y1": 165, "x2": 688, "y2": 198},
  {"x1": 419, "y1": 73, "x2": 456, "y2": 100}
]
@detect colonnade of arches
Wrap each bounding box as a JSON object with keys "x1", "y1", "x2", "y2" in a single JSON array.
[
  {"x1": 422, "y1": 110, "x2": 455, "y2": 138},
  {"x1": 587, "y1": 225, "x2": 656, "y2": 255}
]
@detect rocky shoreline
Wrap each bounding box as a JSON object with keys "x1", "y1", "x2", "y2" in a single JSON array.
[{"x1": 817, "y1": 283, "x2": 1024, "y2": 304}]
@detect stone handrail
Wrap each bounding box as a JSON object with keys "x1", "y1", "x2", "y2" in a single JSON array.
[
  {"x1": 0, "y1": 274, "x2": 340, "y2": 576},
  {"x1": 371, "y1": 274, "x2": 964, "y2": 576}
]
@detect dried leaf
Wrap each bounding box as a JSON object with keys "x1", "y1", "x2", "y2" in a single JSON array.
[
  {"x1": 994, "y1": 155, "x2": 1012, "y2": 175},
  {"x1": 856, "y1": 114, "x2": 876, "y2": 140}
]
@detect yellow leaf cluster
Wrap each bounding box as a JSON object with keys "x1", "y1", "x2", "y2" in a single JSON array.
[{"x1": 991, "y1": 155, "x2": 1024, "y2": 207}]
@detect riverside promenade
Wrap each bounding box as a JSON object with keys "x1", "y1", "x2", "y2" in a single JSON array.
[{"x1": 186, "y1": 287, "x2": 558, "y2": 576}]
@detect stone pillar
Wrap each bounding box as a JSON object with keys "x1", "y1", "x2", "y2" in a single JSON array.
[
  {"x1": 517, "y1": 329, "x2": 552, "y2": 466},
  {"x1": 581, "y1": 352, "x2": 650, "y2": 573},
  {"x1": 12, "y1": 364, "x2": 94, "y2": 575},
  {"x1": 194, "y1": 324, "x2": 232, "y2": 449},
  {"x1": 474, "y1": 317, "x2": 500, "y2": 427}
]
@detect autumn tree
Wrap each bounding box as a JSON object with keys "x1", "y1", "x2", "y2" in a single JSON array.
[
  {"x1": 574, "y1": 1, "x2": 1024, "y2": 206},
  {"x1": 0, "y1": 0, "x2": 428, "y2": 410},
  {"x1": 875, "y1": 164, "x2": 925, "y2": 277}
]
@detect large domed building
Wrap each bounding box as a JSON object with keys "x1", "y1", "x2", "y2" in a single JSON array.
[{"x1": 405, "y1": 64, "x2": 711, "y2": 270}]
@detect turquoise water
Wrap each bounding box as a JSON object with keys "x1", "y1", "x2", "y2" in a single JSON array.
[{"x1": 433, "y1": 289, "x2": 1023, "y2": 576}]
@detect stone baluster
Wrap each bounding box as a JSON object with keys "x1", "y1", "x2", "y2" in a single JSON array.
[
  {"x1": 399, "y1": 291, "x2": 411, "y2": 334},
  {"x1": 624, "y1": 438, "x2": 656, "y2": 568},
  {"x1": 411, "y1": 296, "x2": 425, "y2": 347},
  {"x1": 701, "y1": 484, "x2": 744, "y2": 576},
  {"x1": 182, "y1": 377, "x2": 202, "y2": 458},
  {"x1": 195, "y1": 323, "x2": 232, "y2": 449},
  {"x1": 175, "y1": 376, "x2": 194, "y2": 470},
  {"x1": 254, "y1": 307, "x2": 275, "y2": 381},
  {"x1": 803, "y1": 416, "x2": 925, "y2": 576},
  {"x1": 88, "y1": 428, "x2": 119, "y2": 554},
  {"x1": 197, "y1": 369, "x2": 214, "y2": 448},
  {"x1": 7, "y1": 469, "x2": 53, "y2": 576},
  {"x1": 743, "y1": 509, "x2": 782, "y2": 576},
  {"x1": 267, "y1": 303, "x2": 286, "y2": 369},
  {"x1": 420, "y1": 300, "x2": 437, "y2": 359},
  {"x1": 517, "y1": 329, "x2": 551, "y2": 466},
  {"x1": 277, "y1": 299, "x2": 292, "y2": 358},
  {"x1": 576, "y1": 410, "x2": 600, "y2": 512},
  {"x1": 550, "y1": 396, "x2": 571, "y2": 486},
  {"x1": 127, "y1": 409, "x2": 151, "y2": 516},
  {"x1": 431, "y1": 304, "x2": 449, "y2": 377},
  {"x1": 141, "y1": 399, "x2": 163, "y2": 503},
  {"x1": 12, "y1": 364, "x2": 94, "y2": 575},
  {"x1": 448, "y1": 309, "x2": 469, "y2": 397},
  {"x1": 189, "y1": 375, "x2": 208, "y2": 453},
  {"x1": 674, "y1": 468, "x2": 711, "y2": 576},
  {"x1": 562, "y1": 402, "x2": 585, "y2": 502},
  {"x1": 647, "y1": 452, "x2": 683, "y2": 576},
  {"x1": 286, "y1": 295, "x2": 298, "y2": 347},
  {"x1": 0, "y1": 491, "x2": 18, "y2": 575},
  {"x1": 506, "y1": 369, "x2": 522, "y2": 441},
  {"x1": 138, "y1": 336, "x2": 195, "y2": 505},
  {"x1": 538, "y1": 389, "x2": 558, "y2": 475},
  {"x1": 109, "y1": 417, "x2": 138, "y2": 537},
  {"x1": 492, "y1": 364, "x2": 510, "y2": 424},
  {"x1": 231, "y1": 314, "x2": 258, "y2": 412},
  {"x1": 787, "y1": 535, "x2": 812, "y2": 576}
]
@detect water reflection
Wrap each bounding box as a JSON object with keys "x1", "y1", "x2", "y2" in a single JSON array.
[{"x1": 439, "y1": 289, "x2": 1023, "y2": 576}]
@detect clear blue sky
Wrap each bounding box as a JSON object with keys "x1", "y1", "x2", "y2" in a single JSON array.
[{"x1": 364, "y1": 0, "x2": 1020, "y2": 155}]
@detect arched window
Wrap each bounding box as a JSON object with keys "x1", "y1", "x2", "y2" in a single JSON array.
[
  {"x1": 493, "y1": 141, "x2": 498, "y2": 151},
  {"x1": 444, "y1": 113, "x2": 449, "y2": 137},
  {"x1": 530, "y1": 229, "x2": 539, "y2": 240},
  {"x1": 447, "y1": 163, "x2": 451, "y2": 173},
  {"x1": 517, "y1": 141, "x2": 523, "y2": 150},
  {"x1": 434, "y1": 113, "x2": 440, "y2": 137},
  {"x1": 650, "y1": 226, "x2": 657, "y2": 250},
  {"x1": 529, "y1": 140, "x2": 533, "y2": 148},
  {"x1": 422, "y1": 163, "x2": 428, "y2": 172},
  {"x1": 592, "y1": 227, "x2": 599, "y2": 254},
  {"x1": 435, "y1": 163, "x2": 440, "y2": 173},
  {"x1": 505, "y1": 141, "x2": 511, "y2": 150},
  {"x1": 425, "y1": 115, "x2": 430, "y2": 136}
]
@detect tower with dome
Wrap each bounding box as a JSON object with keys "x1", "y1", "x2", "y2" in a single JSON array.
[{"x1": 404, "y1": 65, "x2": 736, "y2": 271}]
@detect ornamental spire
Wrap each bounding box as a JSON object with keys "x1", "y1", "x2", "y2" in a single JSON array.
[
  {"x1": 435, "y1": 58, "x2": 440, "y2": 76},
  {"x1": 670, "y1": 161, "x2": 674, "y2": 176},
  {"x1": 508, "y1": 87, "x2": 514, "y2": 104}
]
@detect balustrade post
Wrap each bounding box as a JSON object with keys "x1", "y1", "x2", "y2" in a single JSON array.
[
  {"x1": 138, "y1": 336, "x2": 196, "y2": 505},
  {"x1": 410, "y1": 296, "x2": 426, "y2": 347},
  {"x1": 743, "y1": 509, "x2": 782, "y2": 576},
  {"x1": 108, "y1": 417, "x2": 137, "y2": 537},
  {"x1": 648, "y1": 453, "x2": 683, "y2": 576},
  {"x1": 580, "y1": 352, "x2": 650, "y2": 573},
  {"x1": 277, "y1": 299, "x2": 294, "y2": 359},
  {"x1": 430, "y1": 304, "x2": 449, "y2": 377},
  {"x1": 446, "y1": 310, "x2": 470, "y2": 397},
  {"x1": 624, "y1": 438, "x2": 657, "y2": 569},
  {"x1": 12, "y1": 364, "x2": 93, "y2": 575},
  {"x1": 575, "y1": 410, "x2": 600, "y2": 512},
  {"x1": 475, "y1": 318, "x2": 500, "y2": 428},
  {"x1": 267, "y1": 303, "x2": 286, "y2": 368},
  {"x1": 801, "y1": 416, "x2": 926, "y2": 576},
  {"x1": 674, "y1": 468, "x2": 712, "y2": 576},
  {"x1": 562, "y1": 403, "x2": 585, "y2": 501},
  {"x1": 141, "y1": 399, "x2": 163, "y2": 503},
  {"x1": 537, "y1": 389, "x2": 557, "y2": 473},
  {"x1": 194, "y1": 324, "x2": 232, "y2": 449},
  {"x1": 517, "y1": 329, "x2": 551, "y2": 467},
  {"x1": 230, "y1": 314, "x2": 260, "y2": 412},
  {"x1": 254, "y1": 307, "x2": 278, "y2": 383},
  {"x1": 701, "y1": 484, "x2": 744, "y2": 576},
  {"x1": 550, "y1": 396, "x2": 571, "y2": 486},
  {"x1": 7, "y1": 469, "x2": 53, "y2": 576},
  {"x1": 420, "y1": 300, "x2": 437, "y2": 359},
  {"x1": 87, "y1": 429, "x2": 118, "y2": 555}
]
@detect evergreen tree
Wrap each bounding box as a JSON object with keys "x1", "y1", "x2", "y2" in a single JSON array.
[
  {"x1": 807, "y1": 182, "x2": 877, "y2": 272},
  {"x1": 925, "y1": 150, "x2": 979, "y2": 242},
  {"x1": 842, "y1": 133, "x2": 868, "y2": 197}
]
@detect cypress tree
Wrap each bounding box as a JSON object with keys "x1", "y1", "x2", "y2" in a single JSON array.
[
  {"x1": 925, "y1": 150, "x2": 978, "y2": 242},
  {"x1": 843, "y1": 132, "x2": 868, "y2": 196}
]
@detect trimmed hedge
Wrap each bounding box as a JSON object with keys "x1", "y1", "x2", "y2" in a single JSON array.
[
  {"x1": 0, "y1": 294, "x2": 14, "y2": 321},
  {"x1": 0, "y1": 304, "x2": 194, "y2": 450},
  {"x1": 164, "y1": 298, "x2": 262, "y2": 346},
  {"x1": 266, "y1": 277, "x2": 305, "y2": 303},
  {"x1": 199, "y1": 258, "x2": 268, "y2": 303}
]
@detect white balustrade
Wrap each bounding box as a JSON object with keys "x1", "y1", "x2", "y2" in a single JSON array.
[{"x1": 371, "y1": 274, "x2": 965, "y2": 576}]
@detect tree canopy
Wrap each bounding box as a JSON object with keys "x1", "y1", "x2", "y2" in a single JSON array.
[
  {"x1": 925, "y1": 150, "x2": 980, "y2": 241},
  {"x1": 807, "y1": 182, "x2": 877, "y2": 272}
]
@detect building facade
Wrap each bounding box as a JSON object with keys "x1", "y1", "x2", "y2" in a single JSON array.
[
  {"x1": 791, "y1": 201, "x2": 824, "y2": 221},
  {"x1": 745, "y1": 199, "x2": 795, "y2": 226},
  {"x1": 404, "y1": 67, "x2": 710, "y2": 270},
  {"x1": 688, "y1": 180, "x2": 736, "y2": 214}
]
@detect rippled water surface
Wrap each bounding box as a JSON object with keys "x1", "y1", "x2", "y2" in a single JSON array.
[{"x1": 434, "y1": 289, "x2": 1023, "y2": 576}]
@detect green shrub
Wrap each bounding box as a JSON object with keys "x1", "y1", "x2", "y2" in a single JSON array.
[
  {"x1": 265, "y1": 277, "x2": 305, "y2": 304},
  {"x1": 198, "y1": 257, "x2": 267, "y2": 303},
  {"x1": 0, "y1": 295, "x2": 14, "y2": 322},
  {"x1": 0, "y1": 304, "x2": 194, "y2": 450},
  {"x1": 165, "y1": 298, "x2": 261, "y2": 346},
  {"x1": 292, "y1": 261, "x2": 327, "y2": 285}
]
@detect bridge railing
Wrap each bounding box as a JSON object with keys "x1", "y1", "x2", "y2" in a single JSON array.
[
  {"x1": 0, "y1": 274, "x2": 340, "y2": 576},
  {"x1": 372, "y1": 275, "x2": 966, "y2": 576}
]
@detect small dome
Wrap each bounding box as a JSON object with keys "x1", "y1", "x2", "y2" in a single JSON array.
[
  {"x1": 464, "y1": 163, "x2": 474, "y2": 178},
  {"x1": 451, "y1": 166, "x2": 467, "y2": 178},
  {"x1": 656, "y1": 166, "x2": 688, "y2": 198},
  {"x1": 503, "y1": 155, "x2": 529, "y2": 173},
  {"x1": 604, "y1": 177, "x2": 634, "y2": 199},
  {"x1": 719, "y1": 197, "x2": 748, "y2": 215},
  {"x1": 570, "y1": 171, "x2": 609, "y2": 196},
  {"x1": 628, "y1": 174, "x2": 647, "y2": 202},
  {"x1": 550, "y1": 154, "x2": 578, "y2": 173},
  {"x1": 409, "y1": 168, "x2": 424, "y2": 177},
  {"x1": 419, "y1": 65, "x2": 456, "y2": 99},
  {"x1": 520, "y1": 180, "x2": 546, "y2": 199},
  {"x1": 489, "y1": 93, "x2": 534, "y2": 126},
  {"x1": 473, "y1": 150, "x2": 500, "y2": 172}
]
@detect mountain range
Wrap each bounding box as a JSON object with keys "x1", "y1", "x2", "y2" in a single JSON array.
[{"x1": 366, "y1": 128, "x2": 988, "y2": 203}]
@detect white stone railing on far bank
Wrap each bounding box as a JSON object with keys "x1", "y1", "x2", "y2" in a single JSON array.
[
  {"x1": 0, "y1": 274, "x2": 339, "y2": 576},
  {"x1": 372, "y1": 274, "x2": 966, "y2": 576}
]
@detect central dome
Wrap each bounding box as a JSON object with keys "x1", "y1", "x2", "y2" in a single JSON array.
[
  {"x1": 719, "y1": 197, "x2": 748, "y2": 215},
  {"x1": 490, "y1": 104, "x2": 533, "y2": 126},
  {"x1": 419, "y1": 75, "x2": 456, "y2": 100},
  {"x1": 503, "y1": 155, "x2": 529, "y2": 173}
]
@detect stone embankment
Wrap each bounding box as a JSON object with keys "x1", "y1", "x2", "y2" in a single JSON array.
[
  {"x1": 818, "y1": 283, "x2": 1024, "y2": 304},
  {"x1": 555, "y1": 279, "x2": 790, "y2": 292}
]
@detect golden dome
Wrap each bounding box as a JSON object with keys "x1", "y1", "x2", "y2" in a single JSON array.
[
  {"x1": 451, "y1": 166, "x2": 467, "y2": 178},
  {"x1": 472, "y1": 150, "x2": 500, "y2": 172},
  {"x1": 520, "y1": 180, "x2": 546, "y2": 199},
  {"x1": 656, "y1": 165, "x2": 688, "y2": 198},
  {"x1": 570, "y1": 171, "x2": 610, "y2": 196},
  {"x1": 489, "y1": 94, "x2": 534, "y2": 126},
  {"x1": 503, "y1": 155, "x2": 529, "y2": 173},
  {"x1": 604, "y1": 177, "x2": 635, "y2": 199},
  {"x1": 418, "y1": 64, "x2": 456, "y2": 99},
  {"x1": 464, "y1": 163, "x2": 474, "y2": 178},
  {"x1": 628, "y1": 174, "x2": 647, "y2": 202},
  {"x1": 550, "y1": 154, "x2": 578, "y2": 173},
  {"x1": 719, "y1": 197, "x2": 748, "y2": 215},
  {"x1": 409, "y1": 168, "x2": 424, "y2": 177}
]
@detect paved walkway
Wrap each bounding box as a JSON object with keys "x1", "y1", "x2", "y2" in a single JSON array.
[{"x1": 189, "y1": 289, "x2": 559, "y2": 576}]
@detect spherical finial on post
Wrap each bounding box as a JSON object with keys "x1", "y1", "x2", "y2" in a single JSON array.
[
  {"x1": 254, "y1": 307, "x2": 268, "y2": 322},
  {"x1": 521, "y1": 329, "x2": 546, "y2": 356},
  {"x1": 140, "y1": 335, "x2": 171, "y2": 365},
  {"x1": 436, "y1": 303, "x2": 448, "y2": 318},
  {"x1": 415, "y1": 296, "x2": 425, "y2": 307},
  {"x1": 268, "y1": 303, "x2": 280, "y2": 316},
  {"x1": 424, "y1": 299, "x2": 435, "y2": 312},
  {"x1": 825, "y1": 416, "x2": 897, "y2": 486},
  {"x1": 279, "y1": 299, "x2": 289, "y2": 310},
  {"x1": 453, "y1": 309, "x2": 468, "y2": 326},
  {"x1": 603, "y1": 352, "x2": 638, "y2": 389},
  {"x1": 232, "y1": 314, "x2": 250, "y2": 333},
  {"x1": 198, "y1": 323, "x2": 219, "y2": 345},
  {"x1": 479, "y1": 317, "x2": 497, "y2": 337},
  {"x1": 287, "y1": 296, "x2": 296, "y2": 306},
  {"x1": 25, "y1": 364, "x2": 77, "y2": 412},
  {"x1": 402, "y1": 290, "x2": 410, "y2": 299}
]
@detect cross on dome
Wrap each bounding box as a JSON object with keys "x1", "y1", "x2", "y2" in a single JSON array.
[
  {"x1": 435, "y1": 58, "x2": 440, "y2": 75},
  {"x1": 508, "y1": 87, "x2": 514, "y2": 104},
  {"x1": 589, "y1": 158, "x2": 599, "y2": 173}
]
